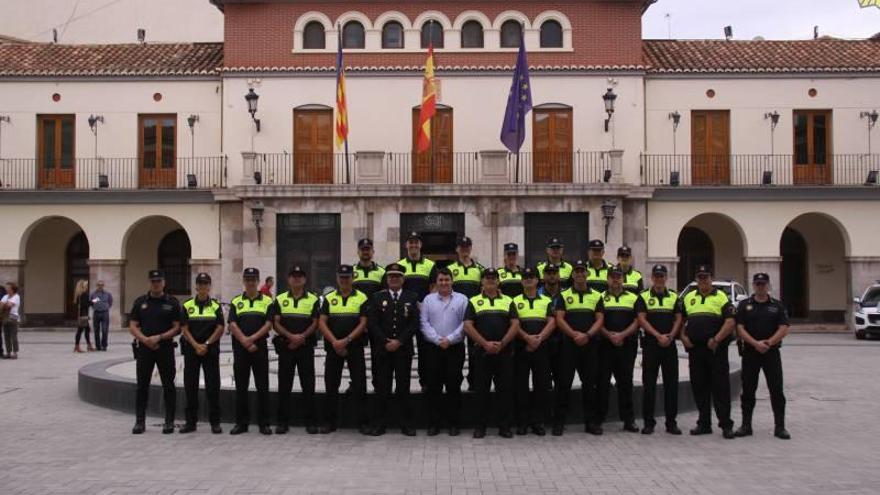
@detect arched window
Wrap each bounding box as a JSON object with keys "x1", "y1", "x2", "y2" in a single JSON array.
[
  {"x1": 420, "y1": 21, "x2": 444, "y2": 48},
  {"x1": 382, "y1": 21, "x2": 404, "y2": 49},
  {"x1": 158, "y1": 229, "x2": 192, "y2": 295},
  {"x1": 460, "y1": 20, "x2": 484, "y2": 48},
  {"x1": 303, "y1": 21, "x2": 326, "y2": 49},
  {"x1": 540, "y1": 20, "x2": 563, "y2": 48},
  {"x1": 500, "y1": 20, "x2": 522, "y2": 48},
  {"x1": 342, "y1": 21, "x2": 365, "y2": 49}
]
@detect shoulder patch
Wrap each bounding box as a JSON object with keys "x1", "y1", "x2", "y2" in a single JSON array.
[
  {"x1": 517, "y1": 302, "x2": 524, "y2": 309},
  {"x1": 477, "y1": 299, "x2": 484, "y2": 306}
]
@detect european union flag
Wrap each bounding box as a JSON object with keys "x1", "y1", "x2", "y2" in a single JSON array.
[{"x1": 500, "y1": 33, "x2": 533, "y2": 154}]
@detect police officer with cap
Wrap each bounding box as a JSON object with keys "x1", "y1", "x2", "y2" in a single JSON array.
[
  {"x1": 537, "y1": 262, "x2": 564, "y2": 410},
  {"x1": 179, "y1": 272, "x2": 224, "y2": 434},
  {"x1": 680, "y1": 264, "x2": 737, "y2": 439},
  {"x1": 448, "y1": 236, "x2": 483, "y2": 390},
  {"x1": 586, "y1": 239, "x2": 611, "y2": 293},
  {"x1": 734, "y1": 272, "x2": 791, "y2": 440},
  {"x1": 398, "y1": 231, "x2": 437, "y2": 302},
  {"x1": 128, "y1": 269, "x2": 182, "y2": 434},
  {"x1": 353, "y1": 238, "x2": 385, "y2": 300},
  {"x1": 367, "y1": 262, "x2": 420, "y2": 436},
  {"x1": 273, "y1": 265, "x2": 320, "y2": 434},
  {"x1": 228, "y1": 267, "x2": 274, "y2": 435},
  {"x1": 616, "y1": 245, "x2": 644, "y2": 293},
  {"x1": 537, "y1": 237, "x2": 573, "y2": 287},
  {"x1": 498, "y1": 243, "x2": 524, "y2": 298}
]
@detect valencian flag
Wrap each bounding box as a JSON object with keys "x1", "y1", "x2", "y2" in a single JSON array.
[
  {"x1": 500, "y1": 31, "x2": 533, "y2": 153},
  {"x1": 335, "y1": 30, "x2": 349, "y2": 149},
  {"x1": 416, "y1": 43, "x2": 437, "y2": 153}
]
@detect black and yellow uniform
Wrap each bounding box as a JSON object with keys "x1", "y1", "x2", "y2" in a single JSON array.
[
  {"x1": 465, "y1": 292, "x2": 515, "y2": 431},
  {"x1": 353, "y1": 262, "x2": 386, "y2": 300},
  {"x1": 596, "y1": 290, "x2": 640, "y2": 426},
  {"x1": 180, "y1": 296, "x2": 224, "y2": 426},
  {"x1": 736, "y1": 295, "x2": 789, "y2": 430},
  {"x1": 553, "y1": 287, "x2": 604, "y2": 428},
  {"x1": 398, "y1": 256, "x2": 437, "y2": 302},
  {"x1": 321, "y1": 289, "x2": 369, "y2": 428},
  {"x1": 498, "y1": 265, "x2": 524, "y2": 298},
  {"x1": 681, "y1": 288, "x2": 736, "y2": 430},
  {"x1": 538, "y1": 283, "x2": 564, "y2": 407},
  {"x1": 537, "y1": 260, "x2": 574, "y2": 287},
  {"x1": 586, "y1": 260, "x2": 611, "y2": 293},
  {"x1": 512, "y1": 293, "x2": 554, "y2": 429},
  {"x1": 638, "y1": 288, "x2": 681, "y2": 428},
  {"x1": 273, "y1": 290, "x2": 320, "y2": 428},
  {"x1": 229, "y1": 292, "x2": 274, "y2": 427},
  {"x1": 449, "y1": 259, "x2": 483, "y2": 299},
  {"x1": 620, "y1": 267, "x2": 644, "y2": 293},
  {"x1": 130, "y1": 292, "x2": 181, "y2": 425}
]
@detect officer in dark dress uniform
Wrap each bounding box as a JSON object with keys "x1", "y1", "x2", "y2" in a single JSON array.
[
  {"x1": 498, "y1": 243, "x2": 523, "y2": 298},
  {"x1": 367, "y1": 263, "x2": 420, "y2": 436},
  {"x1": 179, "y1": 272, "x2": 225, "y2": 434},
  {"x1": 228, "y1": 267, "x2": 274, "y2": 435},
  {"x1": 128, "y1": 269, "x2": 182, "y2": 435},
  {"x1": 273, "y1": 265, "x2": 320, "y2": 435},
  {"x1": 734, "y1": 273, "x2": 791, "y2": 440}
]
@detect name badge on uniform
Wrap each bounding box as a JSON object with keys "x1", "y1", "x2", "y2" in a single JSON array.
[
  {"x1": 141, "y1": 303, "x2": 148, "y2": 310},
  {"x1": 162, "y1": 304, "x2": 173, "y2": 311}
]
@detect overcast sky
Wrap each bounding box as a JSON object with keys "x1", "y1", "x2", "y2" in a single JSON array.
[{"x1": 643, "y1": 0, "x2": 880, "y2": 40}]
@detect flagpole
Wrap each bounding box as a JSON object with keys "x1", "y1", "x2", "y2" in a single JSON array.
[
  {"x1": 337, "y1": 26, "x2": 351, "y2": 184},
  {"x1": 429, "y1": 20, "x2": 435, "y2": 183},
  {"x1": 515, "y1": 126, "x2": 521, "y2": 184}
]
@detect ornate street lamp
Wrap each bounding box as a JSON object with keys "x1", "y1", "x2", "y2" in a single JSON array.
[
  {"x1": 602, "y1": 88, "x2": 617, "y2": 132},
  {"x1": 245, "y1": 88, "x2": 261, "y2": 132}
]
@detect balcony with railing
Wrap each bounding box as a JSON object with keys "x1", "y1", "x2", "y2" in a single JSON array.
[{"x1": 641, "y1": 154, "x2": 880, "y2": 187}]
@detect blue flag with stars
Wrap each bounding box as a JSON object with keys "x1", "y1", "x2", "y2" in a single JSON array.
[{"x1": 500, "y1": 33, "x2": 533, "y2": 153}]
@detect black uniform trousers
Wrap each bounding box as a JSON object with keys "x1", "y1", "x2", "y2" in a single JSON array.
[
  {"x1": 554, "y1": 338, "x2": 599, "y2": 426},
  {"x1": 135, "y1": 342, "x2": 176, "y2": 424},
  {"x1": 371, "y1": 348, "x2": 414, "y2": 429},
  {"x1": 740, "y1": 347, "x2": 786, "y2": 428},
  {"x1": 515, "y1": 344, "x2": 551, "y2": 427},
  {"x1": 688, "y1": 343, "x2": 733, "y2": 429},
  {"x1": 232, "y1": 342, "x2": 270, "y2": 427},
  {"x1": 472, "y1": 349, "x2": 514, "y2": 429},
  {"x1": 276, "y1": 344, "x2": 316, "y2": 426},
  {"x1": 182, "y1": 343, "x2": 221, "y2": 425},
  {"x1": 597, "y1": 337, "x2": 638, "y2": 424},
  {"x1": 423, "y1": 342, "x2": 465, "y2": 428},
  {"x1": 323, "y1": 344, "x2": 368, "y2": 427},
  {"x1": 641, "y1": 338, "x2": 679, "y2": 427}
]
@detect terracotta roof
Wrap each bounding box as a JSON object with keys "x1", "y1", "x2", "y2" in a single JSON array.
[
  {"x1": 221, "y1": 64, "x2": 646, "y2": 74},
  {"x1": 644, "y1": 39, "x2": 880, "y2": 74},
  {"x1": 0, "y1": 42, "x2": 223, "y2": 77}
]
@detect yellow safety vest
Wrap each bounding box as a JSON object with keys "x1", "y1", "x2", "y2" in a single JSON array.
[
  {"x1": 325, "y1": 289, "x2": 368, "y2": 316},
  {"x1": 230, "y1": 293, "x2": 273, "y2": 316},
  {"x1": 639, "y1": 289, "x2": 678, "y2": 313},
  {"x1": 182, "y1": 297, "x2": 221, "y2": 321},
  {"x1": 512, "y1": 294, "x2": 552, "y2": 333},
  {"x1": 621, "y1": 268, "x2": 643, "y2": 292},
  {"x1": 275, "y1": 290, "x2": 319, "y2": 317}
]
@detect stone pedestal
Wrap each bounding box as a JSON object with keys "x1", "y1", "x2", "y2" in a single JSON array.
[
  {"x1": 744, "y1": 256, "x2": 783, "y2": 298},
  {"x1": 190, "y1": 259, "x2": 223, "y2": 301},
  {"x1": 647, "y1": 257, "x2": 679, "y2": 291},
  {"x1": 241, "y1": 151, "x2": 257, "y2": 185},
  {"x1": 88, "y1": 259, "x2": 126, "y2": 330},
  {"x1": 355, "y1": 151, "x2": 386, "y2": 184},
  {"x1": 846, "y1": 256, "x2": 880, "y2": 321},
  {"x1": 479, "y1": 150, "x2": 510, "y2": 184},
  {"x1": 608, "y1": 149, "x2": 624, "y2": 183}
]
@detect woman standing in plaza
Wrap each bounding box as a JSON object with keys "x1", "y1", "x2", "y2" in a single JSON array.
[
  {"x1": 1, "y1": 282, "x2": 21, "y2": 359},
  {"x1": 74, "y1": 280, "x2": 94, "y2": 353}
]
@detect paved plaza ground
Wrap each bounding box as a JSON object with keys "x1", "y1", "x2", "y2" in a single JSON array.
[{"x1": 0, "y1": 331, "x2": 877, "y2": 494}]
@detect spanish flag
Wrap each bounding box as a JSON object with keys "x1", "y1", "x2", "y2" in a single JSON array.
[
  {"x1": 416, "y1": 43, "x2": 437, "y2": 153},
  {"x1": 335, "y1": 30, "x2": 348, "y2": 149}
]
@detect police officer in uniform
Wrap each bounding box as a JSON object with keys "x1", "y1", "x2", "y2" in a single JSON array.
[
  {"x1": 537, "y1": 237, "x2": 573, "y2": 287},
  {"x1": 553, "y1": 260, "x2": 604, "y2": 436},
  {"x1": 398, "y1": 231, "x2": 437, "y2": 302},
  {"x1": 637, "y1": 264, "x2": 682, "y2": 435},
  {"x1": 228, "y1": 267, "x2": 274, "y2": 435},
  {"x1": 498, "y1": 243, "x2": 524, "y2": 298},
  {"x1": 179, "y1": 272, "x2": 224, "y2": 434},
  {"x1": 680, "y1": 265, "x2": 737, "y2": 439},
  {"x1": 512, "y1": 267, "x2": 555, "y2": 436},
  {"x1": 734, "y1": 273, "x2": 791, "y2": 440},
  {"x1": 586, "y1": 239, "x2": 611, "y2": 293},
  {"x1": 318, "y1": 264, "x2": 370, "y2": 434},
  {"x1": 448, "y1": 236, "x2": 483, "y2": 390},
  {"x1": 597, "y1": 266, "x2": 641, "y2": 433},
  {"x1": 616, "y1": 245, "x2": 644, "y2": 293},
  {"x1": 538, "y1": 263, "x2": 564, "y2": 400},
  {"x1": 353, "y1": 238, "x2": 386, "y2": 300},
  {"x1": 464, "y1": 268, "x2": 517, "y2": 439},
  {"x1": 368, "y1": 263, "x2": 420, "y2": 436},
  {"x1": 129, "y1": 269, "x2": 182, "y2": 434},
  {"x1": 273, "y1": 265, "x2": 320, "y2": 435}
]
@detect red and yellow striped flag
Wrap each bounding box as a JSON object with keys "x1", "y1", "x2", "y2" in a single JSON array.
[
  {"x1": 335, "y1": 32, "x2": 348, "y2": 149},
  {"x1": 416, "y1": 44, "x2": 436, "y2": 153}
]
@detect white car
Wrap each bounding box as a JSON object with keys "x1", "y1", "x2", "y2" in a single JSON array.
[
  {"x1": 680, "y1": 279, "x2": 750, "y2": 306},
  {"x1": 853, "y1": 282, "x2": 880, "y2": 340}
]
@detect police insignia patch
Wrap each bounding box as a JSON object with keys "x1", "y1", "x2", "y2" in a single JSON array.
[
  {"x1": 501, "y1": 272, "x2": 507, "y2": 279},
  {"x1": 237, "y1": 302, "x2": 244, "y2": 309},
  {"x1": 188, "y1": 307, "x2": 195, "y2": 314},
  {"x1": 141, "y1": 303, "x2": 148, "y2": 310},
  {"x1": 690, "y1": 299, "x2": 696, "y2": 306},
  {"x1": 566, "y1": 297, "x2": 574, "y2": 304},
  {"x1": 746, "y1": 304, "x2": 753, "y2": 311},
  {"x1": 477, "y1": 299, "x2": 484, "y2": 306},
  {"x1": 604, "y1": 296, "x2": 611, "y2": 302},
  {"x1": 353, "y1": 272, "x2": 359, "y2": 279},
  {"x1": 331, "y1": 298, "x2": 339, "y2": 306},
  {"x1": 517, "y1": 302, "x2": 524, "y2": 309},
  {"x1": 382, "y1": 300, "x2": 388, "y2": 307},
  {"x1": 282, "y1": 299, "x2": 290, "y2": 307},
  {"x1": 453, "y1": 269, "x2": 459, "y2": 276},
  {"x1": 649, "y1": 298, "x2": 656, "y2": 306}
]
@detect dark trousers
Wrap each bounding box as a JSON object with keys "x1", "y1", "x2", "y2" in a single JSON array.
[
  {"x1": 740, "y1": 347, "x2": 786, "y2": 428},
  {"x1": 472, "y1": 349, "x2": 514, "y2": 429},
  {"x1": 233, "y1": 343, "x2": 270, "y2": 427},
  {"x1": 515, "y1": 344, "x2": 551, "y2": 427},
  {"x1": 465, "y1": 338, "x2": 476, "y2": 388},
  {"x1": 93, "y1": 311, "x2": 109, "y2": 350},
  {"x1": 423, "y1": 343, "x2": 465, "y2": 428},
  {"x1": 597, "y1": 337, "x2": 638, "y2": 424},
  {"x1": 135, "y1": 343, "x2": 176, "y2": 424},
  {"x1": 554, "y1": 338, "x2": 599, "y2": 426},
  {"x1": 324, "y1": 345, "x2": 368, "y2": 427},
  {"x1": 371, "y1": 349, "x2": 414, "y2": 429},
  {"x1": 641, "y1": 339, "x2": 679, "y2": 427},
  {"x1": 75, "y1": 325, "x2": 92, "y2": 347},
  {"x1": 276, "y1": 344, "x2": 316, "y2": 426},
  {"x1": 183, "y1": 344, "x2": 221, "y2": 425},
  {"x1": 688, "y1": 344, "x2": 733, "y2": 429}
]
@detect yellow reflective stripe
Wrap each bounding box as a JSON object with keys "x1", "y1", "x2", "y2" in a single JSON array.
[
  {"x1": 276, "y1": 292, "x2": 318, "y2": 316},
  {"x1": 231, "y1": 294, "x2": 272, "y2": 314},
  {"x1": 559, "y1": 288, "x2": 602, "y2": 311},
  {"x1": 640, "y1": 290, "x2": 678, "y2": 311},
  {"x1": 512, "y1": 295, "x2": 551, "y2": 319},
  {"x1": 449, "y1": 262, "x2": 482, "y2": 283},
  {"x1": 601, "y1": 291, "x2": 639, "y2": 310},
  {"x1": 470, "y1": 294, "x2": 512, "y2": 314},
  {"x1": 326, "y1": 290, "x2": 367, "y2": 315},
  {"x1": 398, "y1": 258, "x2": 435, "y2": 278}
]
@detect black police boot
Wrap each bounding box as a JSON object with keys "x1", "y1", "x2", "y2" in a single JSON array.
[
  {"x1": 585, "y1": 423, "x2": 604, "y2": 436},
  {"x1": 551, "y1": 424, "x2": 564, "y2": 436},
  {"x1": 531, "y1": 424, "x2": 546, "y2": 437},
  {"x1": 774, "y1": 427, "x2": 791, "y2": 440},
  {"x1": 229, "y1": 424, "x2": 249, "y2": 435},
  {"x1": 722, "y1": 427, "x2": 736, "y2": 439},
  {"x1": 641, "y1": 425, "x2": 655, "y2": 435},
  {"x1": 179, "y1": 423, "x2": 197, "y2": 434},
  {"x1": 499, "y1": 427, "x2": 514, "y2": 439},
  {"x1": 473, "y1": 427, "x2": 486, "y2": 439},
  {"x1": 689, "y1": 425, "x2": 712, "y2": 435},
  {"x1": 623, "y1": 421, "x2": 640, "y2": 433},
  {"x1": 275, "y1": 425, "x2": 289, "y2": 435},
  {"x1": 319, "y1": 424, "x2": 336, "y2": 434},
  {"x1": 305, "y1": 425, "x2": 319, "y2": 435},
  {"x1": 734, "y1": 424, "x2": 753, "y2": 437},
  {"x1": 211, "y1": 424, "x2": 223, "y2": 434},
  {"x1": 162, "y1": 423, "x2": 175, "y2": 434},
  {"x1": 131, "y1": 422, "x2": 146, "y2": 435},
  {"x1": 401, "y1": 427, "x2": 416, "y2": 437},
  {"x1": 448, "y1": 426, "x2": 460, "y2": 437},
  {"x1": 370, "y1": 426, "x2": 385, "y2": 436},
  {"x1": 427, "y1": 426, "x2": 440, "y2": 436},
  {"x1": 515, "y1": 425, "x2": 529, "y2": 436},
  {"x1": 358, "y1": 424, "x2": 373, "y2": 436},
  {"x1": 259, "y1": 425, "x2": 273, "y2": 435},
  {"x1": 665, "y1": 423, "x2": 682, "y2": 435}
]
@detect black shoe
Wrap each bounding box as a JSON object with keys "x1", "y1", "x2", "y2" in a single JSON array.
[
  {"x1": 401, "y1": 427, "x2": 416, "y2": 437},
  {"x1": 211, "y1": 424, "x2": 223, "y2": 434},
  {"x1": 623, "y1": 421, "x2": 640, "y2": 433},
  {"x1": 641, "y1": 425, "x2": 655, "y2": 435},
  {"x1": 259, "y1": 425, "x2": 273, "y2": 435},
  {"x1": 774, "y1": 427, "x2": 791, "y2": 440},
  {"x1": 722, "y1": 428, "x2": 735, "y2": 439},
  {"x1": 473, "y1": 427, "x2": 486, "y2": 439},
  {"x1": 665, "y1": 424, "x2": 682, "y2": 435},
  {"x1": 515, "y1": 426, "x2": 529, "y2": 436},
  {"x1": 690, "y1": 426, "x2": 712, "y2": 436},
  {"x1": 319, "y1": 424, "x2": 336, "y2": 434},
  {"x1": 585, "y1": 424, "x2": 604, "y2": 436},
  {"x1": 230, "y1": 424, "x2": 249, "y2": 435},
  {"x1": 448, "y1": 426, "x2": 460, "y2": 437},
  {"x1": 179, "y1": 423, "x2": 197, "y2": 434},
  {"x1": 275, "y1": 425, "x2": 289, "y2": 435},
  {"x1": 370, "y1": 427, "x2": 385, "y2": 436},
  {"x1": 162, "y1": 423, "x2": 174, "y2": 434},
  {"x1": 358, "y1": 425, "x2": 373, "y2": 436},
  {"x1": 551, "y1": 424, "x2": 564, "y2": 436},
  {"x1": 499, "y1": 428, "x2": 514, "y2": 439},
  {"x1": 531, "y1": 425, "x2": 546, "y2": 437},
  {"x1": 427, "y1": 426, "x2": 440, "y2": 437},
  {"x1": 132, "y1": 422, "x2": 145, "y2": 435},
  {"x1": 734, "y1": 425, "x2": 753, "y2": 437},
  {"x1": 305, "y1": 425, "x2": 319, "y2": 435}
]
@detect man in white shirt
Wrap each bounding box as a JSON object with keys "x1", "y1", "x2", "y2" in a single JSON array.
[{"x1": 1, "y1": 282, "x2": 22, "y2": 359}]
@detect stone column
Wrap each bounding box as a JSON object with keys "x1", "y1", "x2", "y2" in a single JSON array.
[
  {"x1": 846, "y1": 256, "x2": 880, "y2": 320},
  {"x1": 647, "y1": 257, "x2": 679, "y2": 291},
  {"x1": 88, "y1": 259, "x2": 126, "y2": 330},
  {"x1": 744, "y1": 256, "x2": 783, "y2": 298},
  {"x1": 354, "y1": 151, "x2": 386, "y2": 184},
  {"x1": 608, "y1": 149, "x2": 624, "y2": 184},
  {"x1": 479, "y1": 150, "x2": 510, "y2": 184},
  {"x1": 241, "y1": 151, "x2": 257, "y2": 185},
  {"x1": 190, "y1": 258, "x2": 223, "y2": 300}
]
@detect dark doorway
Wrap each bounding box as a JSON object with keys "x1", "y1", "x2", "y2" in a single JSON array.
[
  {"x1": 399, "y1": 213, "x2": 464, "y2": 267},
  {"x1": 677, "y1": 226, "x2": 713, "y2": 291},
  {"x1": 524, "y1": 212, "x2": 589, "y2": 267},
  {"x1": 277, "y1": 214, "x2": 341, "y2": 295},
  {"x1": 158, "y1": 229, "x2": 192, "y2": 297},
  {"x1": 780, "y1": 227, "x2": 808, "y2": 318},
  {"x1": 65, "y1": 231, "x2": 90, "y2": 319}
]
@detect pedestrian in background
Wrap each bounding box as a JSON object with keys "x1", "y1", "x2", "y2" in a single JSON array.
[
  {"x1": 259, "y1": 276, "x2": 275, "y2": 297},
  {"x1": 90, "y1": 281, "x2": 113, "y2": 351},
  {"x1": 74, "y1": 280, "x2": 94, "y2": 352},
  {"x1": 1, "y1": 282, "x2": 21, "y2": 359}
]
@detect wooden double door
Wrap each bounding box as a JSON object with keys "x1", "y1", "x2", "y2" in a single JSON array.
[
  {"x1": 411, "y1": 107, "x2": 453, "y2": 183},
  {"x1": 532, "y1": 107, "x2": 573, "y2": 183},
  {"x1": 691, "y1": 110, "x2": 730, "y2": 185},
  {"x1": 793, "y1": 110, "x2": 831, "y2": 185},
  {"x1": 138, "y1": 114, "x2": 177, "y2": 188},
  {"x1": 293, "y1": 108, "x2": 334, "y2": 184},
  {"x1": 37, "y1": 115, "x2": 76, "y2": 189}
]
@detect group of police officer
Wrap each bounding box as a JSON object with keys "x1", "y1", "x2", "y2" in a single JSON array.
[{"x1": 129, "y1": 232, "x2": 790, "y2": 441}]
